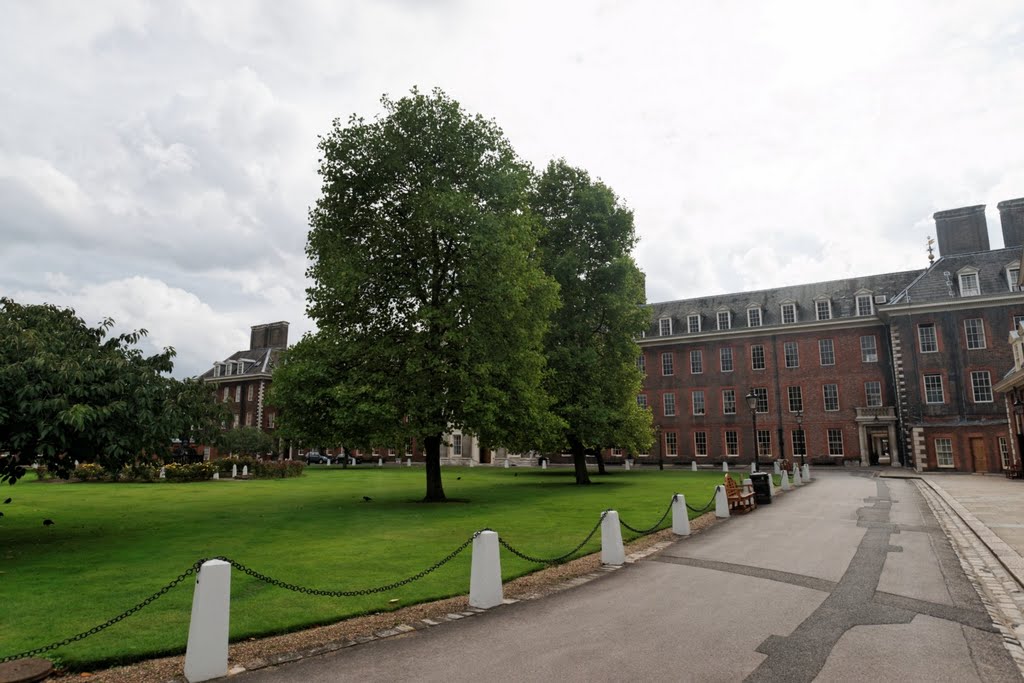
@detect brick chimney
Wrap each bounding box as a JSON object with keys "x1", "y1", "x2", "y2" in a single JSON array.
[
  {"x1": 249, "y1": 321, "x2": 289, "y2": 350},
  {"x1": 933, "y1": 204, "x2": 989, "y2": 256},
  {"x1": 998, "y1": 198, "x2": 1024, "y2": 249}
]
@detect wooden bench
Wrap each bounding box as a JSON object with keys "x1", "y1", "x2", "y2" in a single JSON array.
[
  {"x1": 724, "y1": 474, "x2": 756, "y2": 513},
  {"x1": 1006, "y1": 467, "x2": 1023, "y2": 480}
]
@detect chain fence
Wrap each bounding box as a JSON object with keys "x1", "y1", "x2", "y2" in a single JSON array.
[
  {"x1": 619, "y1": 495, "x2": 676, "y2": 534},
  {"x1": 686, "y1": 491, "x2": 717, "y2": 514},
  {"x1": 499, "y1": 511, "x2": 607, "y2": 564}
]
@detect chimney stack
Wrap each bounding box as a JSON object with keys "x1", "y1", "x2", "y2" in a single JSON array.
[
  {"x1": 249, "y1": 321, "x2": 290, "y2": 350},
  {"x1": 998, "y1": 198, "x2": 1024, "y2": 249},
  {"x1": 933, "y1": 204, "x2": 989, "y2": 257}
]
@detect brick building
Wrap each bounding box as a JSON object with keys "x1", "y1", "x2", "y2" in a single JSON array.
[{"x1": 636, "y1": 198, "x2": 1024, "y2": 472}]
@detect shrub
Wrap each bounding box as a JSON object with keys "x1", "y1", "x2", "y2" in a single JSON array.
[
  {"x1": 120, "y1": 463, "x2": 160, "y2": 482},
  {"x1": 215, "y1": 456, "x2": 257, "y2": 475},
  {"x1": 74, "y1": 463, "x2": 107, "y2": 481},
  {"x1": 253, "y1": 460, "x2": 305, "y2": 479},
  {"x1": 163, "y1": 462, "x2": 216, "y2": 482}
]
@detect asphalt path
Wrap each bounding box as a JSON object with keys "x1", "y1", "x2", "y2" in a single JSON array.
[{"x1": 236, "y1": 471, "x2": 1021, "y2": 682}]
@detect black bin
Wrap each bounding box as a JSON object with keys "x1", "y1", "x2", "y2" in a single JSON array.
[{"x1": 750, "y1": 472, "x2": 772, "y2": 505}]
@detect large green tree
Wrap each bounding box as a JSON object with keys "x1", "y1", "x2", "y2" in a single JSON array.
[
  {"x1": 297, "y1": 88, "x2": 560, "y2": 501},
  {"x1": 218, "y1": 427, "x2": 275, "y2": 458},
  {"x1": 0, "y1": 298, "x2": 223, "y2": 484},
  {"x1": 531, "y1": 160, "x2": 653, "y2": 484}
]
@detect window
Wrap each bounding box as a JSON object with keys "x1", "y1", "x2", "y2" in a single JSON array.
[
  {"x1": 720, "y1": 347, "x2": 733, "y2": 372},
  {"x1": 725, "y1": 431, "x2": 738, "y2": 456},
  {"x1": 828, "y1": 429, "x2": 844, "y2": 456},
  {"x1": 232, "y1": 414, "x2": 239, "y2": 428},
  {"x1": 665, "y1": 432, "x2": 678, "y2": 456},
  {"x1": 637, "y1": 394, "x2": 648, "y2": 409},
  {"x1": 856, "y1": 294, "x2": 873, "y2": 316},
  {"x1": 1014, "y1": 315, "x2": 1024, "y2": 332},
  {"x1": 663, "y1": 393, "x2": 676, "y2": 416},
  {"x1": 823, "y1": 384, "x2": 839, "y2": 411},
  {"x1": 452, "y1": 434, "x2": 462, "y2": 456},
  {"x1": 971, "y1": 371, "x2": 993, "y2": 402},
  {"x1": 865, "y1": 381, "x2": 882, "y2": 407},
  {"x1": 816, "y1": 300, "x2": 832, "y2": 321},
  {"x1": 694, "y1": 432, "x2": 708, "y2": 456},
  {"x1": 784, "y1": 341, "x2": 799, "y2": 368},
  {"x1": 751, "y1": 344, "x2": 766, "y2": 370},
  {"x1": 235, "y1": 386, "x2": 241, "y2": 402},
  {"x1": 636, "y1": 354, "x2": 645, "y2": 373},
  {"x1": 757, "y1": 430, "x2": 772, "y2": 456},
  {"x1": 692, "y1": 391, "x2": 705, "y2": 415},
  {"x1": 924, "y1": 374, "x2": 944, "y2": 403},
  {"x1": 1000, "y1": 437, "x2": 1010, "y2": 470},
  {"x1": 223, "y1": 387, "x2": 230, "y2": 402},
  {"x1": 781, "y1": 303, "x2": 797, "y2": 324},
  {"x1": 788, "y1": 386, "x2": 803, "y2": 413},
  {"x1": 610, "y1": 448, "x2": 623, "y2": 457},
  {"x1": 268, "y1": 413, "x2": 275, "y2": 429},
  {"x1": 659, "y1": 318, "x2": 672, "y2": 336},
  {"x1": 214, "y1": 364, "x2": 221, "y2": 378},
  {"x1": 860, "y1": 336, "x2": 877, "y2": 362},
  {"x1": 792, "y1": 430, "x2": 806, "y2": 456},
  {"x1": 959, "y1": 271, "x2": 980, "y2": 297},
  {"x1": 246, "y1": 413, "x2": 253, "y2": 426},
  {"x1": 690, "y1": 350, "x2": 703, "y2": 374},
  {"x1": 964, "y1": 319, "x2": 986, "y2": 350},
  {"x1": 819, "y1": 339, "x2": 835, "y2": 366},
  {"x1": 935, "y1": 438, "x2": 954, "y2": 467},
  {"x1": 687, "y1": 314, "x2": 701, "y2": 333},
  {"x1": 747, "y1": 307, "x2": 762, "y2": 327},
  {"x1": 722, "y1": 389, "x2": 736, "y2": 415},
  {"x1": 918, "y1": 324, "x2": 937, "y2": 353},
  {"x1": 717, "y1": 311, "x2": 731, "y2": 330},
  {"x1": 1008, "y1": 267, "x2": 1021, "y2": 291},
  {"x1": 661, "y1": 353, "x2": 674, "y2": 376},
  {"x1": 753, "y1": 387, "x2": 769, "y2": 413},
  {"x1": 247, "y1": 385, "x2": 254, "y2": 401}
]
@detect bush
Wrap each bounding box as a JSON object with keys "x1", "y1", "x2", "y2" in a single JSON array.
[
  {"x1": 163, "y1": 462, "x2": 215, "y2": 482},
  {"x1": 74, "y1": 463, "x2": 107, "y2": 481},
  {"x1": 214, "y1": 456, "x2": 257, "y2": 475},
  {"x1": 253, "y1": 460, "x2": 305, "y2": 479},
  {"x1": 120, "y1": 463, "x2": 160, "y2": 482}
]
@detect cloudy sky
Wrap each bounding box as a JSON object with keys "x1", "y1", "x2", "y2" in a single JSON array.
[{"x1": 3, "y1": 0, "x2": 1023, "y2": 377}]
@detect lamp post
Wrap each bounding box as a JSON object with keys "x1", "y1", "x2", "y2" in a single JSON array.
[
  {"x1": 795, "y1": 410, "x2": 804, "y2": 468},
  {"x1": 745, "y1": 390, "x2": 758, "y2": 472}
]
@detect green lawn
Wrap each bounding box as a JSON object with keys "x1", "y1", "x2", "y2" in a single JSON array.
[{"x1": 0, "y1": 466, "x2": 745, "y2": 669}]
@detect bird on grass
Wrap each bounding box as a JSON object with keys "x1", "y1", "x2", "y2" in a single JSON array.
[
  {"x1": 362, "y1": 496, "x2": 372, "y2": 502},
  {"x1": 0, "y1": 511, "x2": 4, "y2": 518},
  {"x1": 456, "y1": 477, "x2": 461, "y2": 480},
  {"x1": 43, "y1": 519, "x2": 54, "y2": 526},
  {"x1": 3, "y1": 498, "x2": 10, "y2": 504}
]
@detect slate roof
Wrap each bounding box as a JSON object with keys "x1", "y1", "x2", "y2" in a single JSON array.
[
  {"x1": 888, "y1": 246, "x2": 1021, "y2": 305},
  {"x1": 198, "y1": 347, "x2": 283, "y2": 381},
  {"x1": 646, "y1": 268, "x2": 925, "y2": 335}
]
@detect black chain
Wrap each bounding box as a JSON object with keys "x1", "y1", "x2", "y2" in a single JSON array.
[
  {"x1": 620, "y1": 495, "x2": 677, "y2": 535},
  {"x1": 686, "y1": 490, "x2": 718, "y2": 514},
  {"x1": 217, "y1": 534, "x2": 476, "y2": 597},
  {"x1": 499, "y1": 512, "x2": 607, "y2": 564},
  {"x1": 0, "y1": 562, "x2": 201, "y2": 663}
]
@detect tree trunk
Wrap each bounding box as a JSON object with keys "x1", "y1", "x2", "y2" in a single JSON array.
[
  {"x1": 594, "y1": 447, "x2": 607, "y2": 475},
  {"x1": 423, "y1": 433, "x2": 447, "y2": 502},
  {"x1": 569, "y1": 436, "x2": 591, "y2": 485}
]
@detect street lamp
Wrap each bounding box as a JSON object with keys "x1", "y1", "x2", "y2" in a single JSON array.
[
  {"x1": 795, "y1": 410, "x2": 805, "y2": 468},
  {"x1": 745, "y1": 390, "x2": 758, "y2": 472}
]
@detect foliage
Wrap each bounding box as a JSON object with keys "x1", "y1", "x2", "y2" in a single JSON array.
[
  {"x1": 213, "y1": 456, "x2": 257, "y2": 475},
  {"x1": 253, "y1": 460, "x2": 305, "y2": 478},
  {"x1": 531, "y1": 161, "x2": 653, "y2": 484},
  {"x1": 283, "y1": 88, "x2": 561, "y2": 501},
  {"x1": 73, "y1": 463, "x2": 106, "y2": 482},
  {"x1": 217, "y1": 427, "x2": 274, "y2": 458},
  {"x1": 162, "y1": 462, "x2": 215, "y2": 482},
  {"x1": 0, "y1": 299, "x2": 225, "y2": 485},
  {"x1": 119, "y1": 463, "x2": 160, "y2": 482}
]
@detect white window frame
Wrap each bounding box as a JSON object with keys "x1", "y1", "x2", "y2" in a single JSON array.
[
  {"x1": 855, "y1": 293, "x2": 874, "y2": 317},
  {"x1": 720, "y1": 347, "x2": 733, "y2": 372},
  {"x1": 751, "y1": 344, "x2": 766, "y2": 370},
  {"x1": 935, "y1": 437, "x2": 954, "y2": 468},
  {"x1": 964, "y1": 318, "x2": 986, "y2": 350},
  {"x1": 664, "y1": 432, "x2": 678, "y2": 457},
  {"x1": 661, "y1": 352, "x2": 674, "y2": 376},
  {"x1": 971, "y1": 371, "x2": 993, "y2": 403},
  {"x1": 725, "y1": 430, "x2": 738, "y2": 456},
  {"x1": 636, "y1": 354, "x2": 645, "y2": 373},
  {"x1": 860, "y1": 335, "x2": 878, "y2": 363},
  {"x1": 247, "y1": 385, "x2": 254, "y2": 401},
  {"x1": 659, "y1": 317, "x2": 673, "y2": 336},
  {"x1": 823, "y1": 384, "x2": 839, "y2": 411},
  {"x1": 747, "y1": 306, "x2": 762, "y2": 328},
  {"x1": 756, "y1": 430, "x2": 772, "y2": 457},
  {"x1": 958, "y1": 268, "x2": 981, "y2": 297},
  {"x1": 692, "y1": 391, "x2": 705, "y2": 416},
  {"x1": 268, "y1": 412, "x2": 275, "y2": 429},
  {"x1": 788, "y1": 386, "x2": 803, "y2": 413},
  {"x1": 792, "y1": 429, "x2": 807, "y2": 456},
  {"x1": 1007, "y1": 263, "x2": 1021, "y2": 291},
  {"x1": 918, "y1": 324, "x2": 938, "y2": 353},
  {"x1": 694, "y1": 432, "x2": 708, "y2": 457},
  {"x1": 753, "y1": 387, "x2": 769, "y2": 413},
  {"x1": 784, "y1": 341, "x2": 799, "y2": 368},
  {"x1": 637, "y1": 394, "x2": 648, "y2": 409},
  {"x1": 452, "y1": 434, "x2": 462, "y2": 456},
  {"x1": 687, "y1": 314, "x2": 701, "y2": 333},
  {"x1": 1000, "y1": 437, "x2": 1010, "y2": 470},
  {"x1": 235, "y1": 386, "x2": 242, "y2": 402},
  {"x1": 722, "y1": 389, "x2": 736, "y2": 415},
  {"x1": 865, "y1": 381, "x2": 882, "y2": 407},
  {"x1": 780, "y1": 302, "x2": 797, "y2": 324},
  {"x1": 690, "y1": 350, "x2": 703, "y2": 374},
  {"x1": 717, "y1": 311, "x2": 731, "y2": 330},
  {"x1": 923, "y1": 374, "x2": 944, "y2": 404},
  {"x1": 828, "y1": 429, "x2": 844, "y2": 456},
  {"x1": 815, "y1": 299, "x2": 832, "y2": 321},
  {"x1": 663, "y1": 393, "x2": 676, "y2": 417},
  {"x1": 819, "y1": 339, "x2": 835, "y2": 366}
]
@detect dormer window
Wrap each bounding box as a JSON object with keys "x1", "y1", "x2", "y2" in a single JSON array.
[
  {"x1": 855, "y1": 292, "x2": 873, "y2": 316},
  {"x1": 958, "y1": 267, "x2": 980, "y2": 297},
  {"x1": 815, "y1": 299, "x2": 832, "y2": 321},
  {"x1": 780, "y1": 302, "x2": 797, "y2": 324},
  {"x1": 716, "y1": 310, "x2": 731, "y2": 330},
  {"x1": 747, "y1": 306, "x2": 762, "y2": 327},
  {"x1": 213, "y1": 363, "x2": 221, "y2": 378},
  {"x1": 659, "y1": 317, "x2": 672, "y2": 336},
  {"x1": 228, "y1": 361, "x2": 237, "y2": 375},
  {"x1": 687, "y1": 313, "x2": 701, "y2": 333},
  {"x1": 1007, "y1": 262, "x2": 1021, "y2": 292}
]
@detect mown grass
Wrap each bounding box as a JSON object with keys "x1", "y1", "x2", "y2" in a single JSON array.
[{"x1": 0, "y1": 466, "x2": 753, "y2": 669}]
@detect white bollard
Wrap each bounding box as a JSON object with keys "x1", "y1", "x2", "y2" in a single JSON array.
[
  {"x1": 601, "y1": 511, "x2": 625, "y2": 565},
  {"x1": 469, "y1": 530, "x2": 503, "y2": 608},
  {"x1": 212, "y1": 471, "x2": 219, "y2": 480},
  {"x1": 722, "y1": 462, "x2": 728, "y2": 472},
  {"x1": 184, "y1": 559, "x2": 231, "y2": 683},
  {"x1": 74, "y1": 460, "x2": 79, "y2": 468},
  {"x1": 541, "y1": 460, "x2": 547, "y2": 470},
  {"x1": 242, "y1": 465, "x2": 248, "y2": 477},
  {"x1": 715, "y1": 485, "x2": 729, "y2": 518},
  {"x1": 802, "y1": 464, "x2": 811, "y2": 481},
  {"x1": 773, "y1": 460, "x2": 781, "y2": 475},
  {"x1": 231, "y1": 464, "x2": 238, "y2": 478},
  {"x1": 378, "y1": 457, "x2": 383, "y2": 467},
  {"x1": 793, "y1": 467, "x2": 802, "y2": 486},
  {"x1": 504, "y1": 459, "x2": 510, "y2": 469},
  {"x1": 781, "y1": 470, "x2": 791, "y2": 491},
  {"x1": 351, "y1": 457, "x2": 356, "y2": 466},
  {"x1": 159, "y1": 466, "x2": 166, "y2": 479},
  {"x1": 406, "y1": 458, "x2": 412, "y2": 467},
  {"x1": 470, "y1": 459, "x2": 477, "y2": 468},
  {"x1": 691, "y1": 461, "x2": 697, "y2": 471},
  {"x1": 672, "y1": 494, "x2": 691, "y2": 536},
  {"x1": 624, "y1": 460, "x2": 631, "y2": 471}
]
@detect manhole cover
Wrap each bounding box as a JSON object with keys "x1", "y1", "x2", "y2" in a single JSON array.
[{"x1": 0, "y1": 658, "x2": 54, "y2": 683}]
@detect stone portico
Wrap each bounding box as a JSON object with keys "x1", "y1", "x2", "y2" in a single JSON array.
[{"x1": 855, "y1": 406, "x2": 899, "y2": 466}]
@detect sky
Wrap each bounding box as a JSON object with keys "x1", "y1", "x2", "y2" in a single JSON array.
[{"x1": 2, "y1": 0, "x2": 1023, "y2": 378}]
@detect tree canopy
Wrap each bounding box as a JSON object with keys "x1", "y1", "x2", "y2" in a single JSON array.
[
  {"x1": 218, "y1": 427, "x2": 275, "y2": 458},
  {"x1": 0, "y1": 298, "x2": 224, "y2": 484},
  {"x1": 532, "y1": 160, "x2": 653, "y2": 484},
  {"x1": 290, "y1": 88, "x2": 561, "y2": 501}
]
